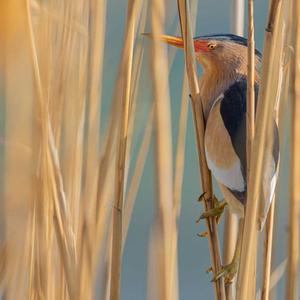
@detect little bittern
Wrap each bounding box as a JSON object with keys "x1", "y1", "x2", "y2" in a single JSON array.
[{"x1": 145, "y1": 33, "x2": 279, "y2": 283}]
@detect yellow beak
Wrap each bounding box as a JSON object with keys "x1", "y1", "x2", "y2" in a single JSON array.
[{"x1": 142, "y1": 33, "x2": 184, "y2": 48}]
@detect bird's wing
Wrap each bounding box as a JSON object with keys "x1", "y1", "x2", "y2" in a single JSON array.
[
  {"x1": 205, "y1": 78, "x2": 279, "y2": 217},
  {"x1": 205, "y1": 88, "x2": 247, "y2": 204}
]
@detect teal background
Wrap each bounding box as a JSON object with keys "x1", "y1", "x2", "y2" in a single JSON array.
[{"x1": 102, "y1": 1, "x2": 291, "y2": 299}]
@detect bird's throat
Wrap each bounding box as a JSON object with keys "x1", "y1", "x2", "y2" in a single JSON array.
[{"x1": 199, "y1": 70, "x2": 237, "y2": 119}]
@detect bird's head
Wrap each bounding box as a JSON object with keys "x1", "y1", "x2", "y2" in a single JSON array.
[{"x1": 144, "y1": 33, "x2": 262, "y2": 72}]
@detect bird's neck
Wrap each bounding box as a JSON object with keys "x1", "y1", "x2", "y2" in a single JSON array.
[{"x1": 199, "y1": 62, "x2": 260, "y2": 119}]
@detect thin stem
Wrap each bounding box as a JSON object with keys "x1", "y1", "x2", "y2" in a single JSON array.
[
  {"x1": 26, "y1": 2, "x2": 78, "y2": 298},
  {"x1": 176, "y1": 1, "x2": 225, "y2": 299},
  {"x1": 223, "y1": 1, "x2": 244, "y2": 298},
  {"x1": 247, "y1": 0, "x2": 255, "y2": 172},
  {"x1": 245, "y1": 0, "x2": 256, "y2": 297},
  {"x1": 237, "y1": 1, "x2": 281, "y2": 299},
  {"x1": 109, "y1": 1, "x2": 138, "y2": 299},
  {"x1": 261, "y1": 200, "x2": 275, "y2": 300},
  {"x1": 150, "y1": 0, "x2": 176, "y2": 297},
  {"x1": 286, "y1": 0, "x2": 300, "y2": 297}
]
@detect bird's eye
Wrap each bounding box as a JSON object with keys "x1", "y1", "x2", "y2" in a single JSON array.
[{"x1": 207, "y1": 43, "x2": 216, "y2": 50}]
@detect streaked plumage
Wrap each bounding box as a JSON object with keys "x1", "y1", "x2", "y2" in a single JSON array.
[
  {"x1": 205, "y1": 76, "x2": 279, "y2": 220},
  {"x1": 151, "y1": 33, "x2": 280, "y2": 228},
  {"x1": 194, "y1": 34, "x2": 279, "y2": 226}
]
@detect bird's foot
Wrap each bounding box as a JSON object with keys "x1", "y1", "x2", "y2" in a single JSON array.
[
  {"x1": 197, "y1": 192, "x2": 207, "y2": 202},
  {"x1": 212, "y1": 260, "x2": 238, "y2": 285},
  {"x1": 197, "y1": 196, "x2": 227, "y2": 223}
]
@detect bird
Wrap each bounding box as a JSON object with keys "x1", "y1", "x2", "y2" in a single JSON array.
[{"x1": 144, "y1": 33, "x2": 280, "y2": 283}]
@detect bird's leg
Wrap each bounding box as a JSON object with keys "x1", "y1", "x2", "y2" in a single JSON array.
[
  {"x1": 212, "y1": 219, "x2": 244, "y2": 284},
  {"x1": 198, "y1": 196, "x2": 227, "y2": 222}
]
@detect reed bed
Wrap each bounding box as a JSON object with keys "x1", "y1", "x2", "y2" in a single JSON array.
[{"x1": 0, "y1": 0, "x2": 299, "y2": 299}]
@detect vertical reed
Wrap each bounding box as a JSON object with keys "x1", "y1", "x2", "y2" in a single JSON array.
[
  {"x1": 109, "y1": 1, "x2": 140, "y2": 299},
  {"x1": 223, "y1": 1, "x2": 244, "y2": 298},
  {"x1": 149, "y1": 0, "x2": 177, "y2": 298},
  {"x1": 246, "y1": 0, "x2": 256, "y2": 298},
  {"x1": 3, "y1": 2, "x2": 33, "y2": 298},
  {"x1": 237, "y1": 0, "x2": 282, "y2": 299},
  {"x1": 246, "y1": 0, "x2": 255, "y2": 167},
  {"x1": 261, "y1": 201, "x2": 275, "y2": 300},
  {"x1": 177, "y1": 1, "x2": 225, "y2": 299},
  {"x1": 286, "y1": 0, "x2": 300, "y2": 297},
  {"x1": 260, "y1": 2, "x2": 290, "y2": 296}
]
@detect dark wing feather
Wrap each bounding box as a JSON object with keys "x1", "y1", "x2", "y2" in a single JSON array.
[
  {"x1": 219, "y1": 77, "x2": 279, "y2": 203},
  {"x1": 220, "y1": 78, "x2": 255, "y2": 181}
]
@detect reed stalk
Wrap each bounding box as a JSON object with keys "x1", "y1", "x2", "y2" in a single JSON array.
[
  {"x1": 3, "y1": 3, "x2": 33, "y2": 298},
  {"x1": 286, "y1": 0, "x2": 300, "y2": 297},
  {"x1": 109, "y1": 0, "x2": 141, "y2": 299},
  {"x1": 237, "y1": 0, "x2": 282, "y2": 298},
  {"x1": 122, "y1": 0, "x2": 149, "y2": 246},
  {"x1": 176, "y1": 1, "x2": 225, "y2": 299},
  {"x1": 260, "y1": 3, "x2": 290, "y2": 296},
  {"x1": 149, "y1": 0, "x2": 177, "y2": 298},
  {"x1": 81, "y1": 0, "x2": 107, "y2": 237},
  {"x1": 171, "y1": 2, "x2": 198, "y2": 297},
  {"x1": 261, "y1": 200, "x2": 275, "y2": 300},
  {"x1": 246, "y1": 1, "x2": 255, "y2": 167},
  {"x1": 173, "y1": 0, "x2": 198, "y2": 219},
  {"x1": 123, "y1": 106, "x2": 154, "y2": 246},
  {"x1": 173, "y1": 73, "x2": 189, "y2": 217},
  {"x1": 245, "y1": 1, "x2": 256, "y2": 298},
  {"x1": 223, "y1": 1, "x2": 244, "y2": 298}
]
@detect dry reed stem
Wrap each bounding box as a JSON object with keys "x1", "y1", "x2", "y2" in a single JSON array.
[
  {"x1": 123, "y1": 106, "x2": 154, "y2": 246},
  {"x1": 26, "y1": 2, "x2": 78, "y2": 298},
  {"x1": 260, "y1": 3, "x2": 290, "y2": 296},
  {"x1": 28, "y1": 5, "x2": 52, "y2": 295},
  {"x1": 222, "y1": 215, "x2": 238, "y2": 298},
  {"x1": 45, "y1": 2, "x2": 84, "y2": 294},
  {"x1": 82, "y1": 10, "x2": 133, "y2": 296},
  {"x1": 286, "y1": 0, "x2": 300, "y2": 297},
  {"x1": 60, "y1": 2, "x2": 89, "y2": 239},
  {"x1": 176, "y1": 1, "x2": 225, "y2": 298},
  {"x1": 81, "y1": 0, "x2": 106, "y2": 219},
  {"x1": 168, "y1": 72, "x2": 190, "y2": 300},
  {"x1": 78, "y1": 1, "x2": 107, "y2": 297},
  {"x1": 223, "y1": 1, "x2": 244, "y2": 297},
  {"x1": 237, "y1": 0, "x2": 282, "y2": 298},
  {"x1": 256, "y1": 259, "x2": 288, "y2": 299},
  {"x1": 260, "y1": 200, "x2": 275, "y2": 300},
  {"x1": 150, "y1": 0, "x2": 177, "y2": 297},
  {"x1": 246, "y1": 0, "x2": 255, "y2": 168},
  {"x1": 3, "y1": 4, "x2": 33, "y2": 297},
  {"x1": 88, "y1": 76, "x2": 121, "y2": 294},
  {"x1": 170, "y1": 3, "x2": 198, "y2": 296},
  {"x1": 270, "y1": 260, "x2": 287, "y2": 291},
  {"x1": 173, "y1": 73, "x2": 189, "y2": 217},
  {"x1": 122, "y1": 1, "x2": 149, "y2": 245},
  {"x1": 36, "y1": 3, "x2": 89, "y2": 296},
  {"x1": 173, "y1": 0, "x2": 198, "y2": 218},
  {"x1": 81, "y1": 0, "x2": 106, "y2": 226},
  {"x1": 103, "y1": 225, "x2": 113, "y2": 300},
  {"x1": 110, "y1": 1, "x2": 141, "y2": 299},
  {"x1": 245, "y1": 0, "x2": 256, "y2": 297}
]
